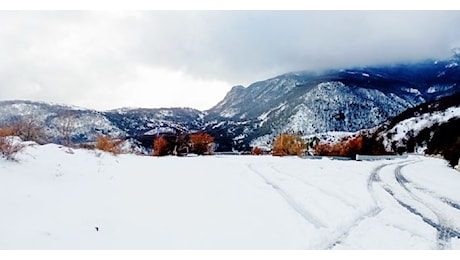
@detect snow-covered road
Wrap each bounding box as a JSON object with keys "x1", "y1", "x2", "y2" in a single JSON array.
[{"x1": 1, "y1": 143, "x2": 460, "y2": 249}]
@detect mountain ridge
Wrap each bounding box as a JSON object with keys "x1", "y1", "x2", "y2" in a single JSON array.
[
  {"x1": 204, "y1": 54, "x2": 460, "y2": 150},
  {"x1": 1, "y1": 53, "x2": 460, "y2": 151}
]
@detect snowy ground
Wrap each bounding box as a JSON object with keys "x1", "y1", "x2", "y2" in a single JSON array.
[{"x1": 1, "y1": 143, "x2": 460, "y2": 249}]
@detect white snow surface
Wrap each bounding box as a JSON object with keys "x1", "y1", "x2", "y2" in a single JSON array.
[
  {"x1": 1, "y1": 144, "x2": 460, "y2": 249},
  {"x1": 402, "y1": 87, "x2": 421, "y2": 95},
  {"x1": 427, "y1": 84, "x2": 456, "y2": 94}
]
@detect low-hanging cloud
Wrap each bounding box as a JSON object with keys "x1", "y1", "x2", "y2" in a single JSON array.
[
  {"x1": 1, "y1": 11, "x2": 460, "y2": 110},
  {"x1": 134, "y1": 11, "x2": 460, "y2": 82}
]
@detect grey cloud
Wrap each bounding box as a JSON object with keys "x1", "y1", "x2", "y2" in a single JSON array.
[
  {"x1": 1, "y1": 11, "x2": 460, "y2": 109},
  {"x1": 133, "y1": 11, "x2": 460, "y2": 84}
]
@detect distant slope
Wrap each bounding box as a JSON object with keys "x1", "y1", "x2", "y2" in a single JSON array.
[
  {"x1": 376, "y1": 93, "x2": 460, "y2": 166},
  {"x1": 0, "y1": 100, "x2": 124, "y2": 143},
  {"x1": 103, "y1": 107, "x2": 205, "y2": 136},
  {"x1": 0, "y1": 100, "x2": 204, "y2": 144}
]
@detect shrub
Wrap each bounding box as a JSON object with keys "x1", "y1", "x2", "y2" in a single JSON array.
[
  {"x1": 174, "y1": 134, "x2": 190, "y2": 156},
  {"x1": 443, "y1": 137, "x2": 460, "y2": 167},
  {"x1": 251, "y1": 146, "x2": 264, "y2": 155},
  {"x1": 360, "y1": 132, "x2": 392, "y2": 156},
  {"x1": 153, "y1": 136, "x2": 169, "y2": 156},
  {"x1": 190, "y1": 133, "x2": 214, "y2": 155},
  {"x1": 0, "y1": 136, "x2": 24, "y2": 161},
  {"x1": 0, "y1": 126, "x2": 15, "y2": 137},
  {"x1": 314, "y1": 142, "x2": 336, "y2": 156},
  {"x1": 347, "y1": 136, "x2": 363, "y2": 156},
  {"x1": 10, "y1": 118, "x2": 47, "y2": 144},
  {"x1": 272, "y1": 133, "x2": 306, "y2": 156},
  {"x1": 96, "y1": 135, "x2": 122, "y2": 155},
  {"x1": 314, "y1": 136, "x2": 364, "y2": 157},
  {"x1": 79, "y1": 143, "x2": 96, "y2": 150}
]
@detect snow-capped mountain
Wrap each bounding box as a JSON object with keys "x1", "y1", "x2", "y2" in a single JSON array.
[
  {"x1": 0, "y1": 100, "x2": 124, "y2": 143},
  {"x1": 0, "y1": 100, "x2": 204, "y2": 144},
  {"x1": 104, "y1": 107, "x2": 204, "y2": 136},
  {"x1": 205, "y1": 52, "x2": 460, "y2": 150},
  {"x1": 1, "y1": 51, "x2": 460, "y2": 150}
]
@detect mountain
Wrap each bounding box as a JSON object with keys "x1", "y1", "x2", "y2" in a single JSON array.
[
  {"x1": 374, "y1": 92, "x2": 460, "y2": 166},
  {"x1": 1, "y1": 51, "x2": 460, "y2": 151},
  {"x1": 104, "y1": 107, "x2": 204, "y2": 136},
  {"x1": 205, "y1": 52, "x2": 460, "y2": 150},
  {"x1": 0, "y1": 100, "x2": 123, "y2": 143},
  {"x1": 0, "y1": 100, "x2": 204, "y2": 144}
]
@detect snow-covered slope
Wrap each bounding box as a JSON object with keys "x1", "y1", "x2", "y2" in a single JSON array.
[
  {"x1": 206, "y1": 51, "x2": 460, "y2": 150},
  {"x1": 0, "y1": 100, "x2": 125, "y2": 142},
  {"x1": 382, "y1": 106, "x2": 460, "y2": 152},
  {"x1": 1, "y1": 143, "x2": 460, "y2": 249},
  {"x1": 0, "y1": 100, "x2": 204, "y2": 143},
  {"x1": 371, "y1": 92, "x2": 460, "y2": 167},
  {"x1": 104, "y1": 107, "x2": 205, "y2": 136}
]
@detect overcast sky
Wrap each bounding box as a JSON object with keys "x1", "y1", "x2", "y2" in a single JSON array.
[{"x1": 1, "y1": 11, "x2": 460, "y2": 110}]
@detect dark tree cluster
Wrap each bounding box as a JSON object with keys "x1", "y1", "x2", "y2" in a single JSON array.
[
  {"x1": 425, "y1": 118, "x2": 460, "y2": 167},
  {"x1": 151, "y1": 132, "x2": 214, "y2": 156}
]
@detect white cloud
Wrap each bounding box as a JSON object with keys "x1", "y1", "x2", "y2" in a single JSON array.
[
  {"x1": 82, "y1": 65, "x2": 231, "y2": 110},
  {"x1": 0, "y1": 11, "x2": 460, "y2": 110}
]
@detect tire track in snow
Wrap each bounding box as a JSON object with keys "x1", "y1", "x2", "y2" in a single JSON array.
[
  {"x1": 442, "y1": 199, "x2": 460, "y2": 211},
  {"x1": 328, "y1": 160, "x2": 418, "y2": 249},
  {"x1": 327, "y1": 162, "x2": 400, "y2": 249},
  {"x1": 268, "y1": 163, "x2": 385, "y2": 249},
  {"x1": 246, "y1": 163, "x2": 326, "y2": 229},
  {"x1": 395, "y1": 166, "x2": 460, "y2": 212},
  {"x1": 269, "y1": 164, "x2": 357, "y2": 209},
  {"x1": 368, "y1": 160, "x2": 417, "y2": 201},
  {"x1": 325, "y1": 206, "x2": 381, "y2": 249},
  {"x1": 383, "y1": 187, "x2": 460, "y2": 249},
  {"x1": 367, "y1": 159, "x2": 460, "y2": 249},
  {"x1": 393, "y1": 163, "x2": 460, "y2": 249}
]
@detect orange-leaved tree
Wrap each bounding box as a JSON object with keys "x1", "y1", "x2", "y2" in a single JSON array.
[
  {"x1": 314, "y1": 136, "x2": 363, "y2": 157},
  {"x1": 272, "y1": 133, "x2": 306, "y2": 156},
  {"x1": 0, "y1": 126, "x2": 15, "y2": 137},
  {"x1": 189, "y1": 133, "x2": 214, "y2": 155},
  {"x1": 153, "y1": 135, "x2": 169, "y2": 156},
  {"x1": 251, "y1": 146, "x2": 264, "y2": 155},
  {"x1": 96, "y1": 135, "x2": 122, "y2": 155}
]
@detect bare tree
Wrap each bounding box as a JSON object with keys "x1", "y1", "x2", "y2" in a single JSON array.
[
  {"x1": 11, "y1": 117, "x2": 47, "y2": 144},
  {"x1": 0, "y1": 126, "x2": 24, "y2": 160},
  {"x1": 57, "y1": 110, "x2": 76, "y2": 146},
  {"x1": 0, "y1": 136, "x2": 24, "y2": 161}
]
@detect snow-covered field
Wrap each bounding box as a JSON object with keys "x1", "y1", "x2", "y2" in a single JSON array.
[{"x1": 1, "y1": 143, "x2": 460, "y2": 249}]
